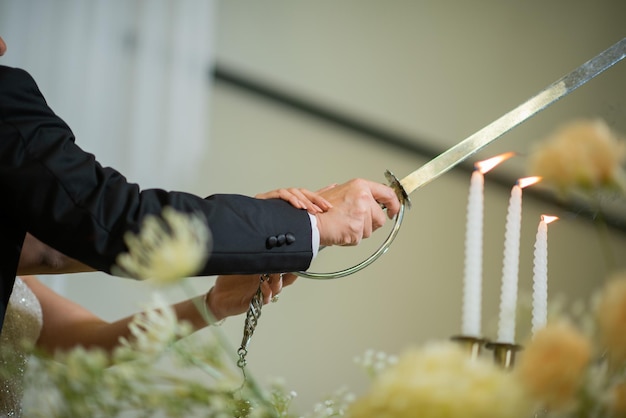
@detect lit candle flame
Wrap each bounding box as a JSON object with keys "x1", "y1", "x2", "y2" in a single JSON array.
[
  {"x1": 474, "y1": 152, "x2": 516, "y2": 174},
  {"x1": 541, "y1": 215, "x2": 559, "y2": 224},
  {"x1": 517, "y1": 176, "x2": 542, "y2": 188}
]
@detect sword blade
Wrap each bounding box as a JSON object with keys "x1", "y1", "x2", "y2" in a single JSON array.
[{"x1": 399, "y1": 37, "x2": 626, "y2": 196}]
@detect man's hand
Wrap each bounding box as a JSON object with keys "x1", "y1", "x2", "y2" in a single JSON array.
[{"x1": 315, "y1": 179, "x2": 400, "y2": 247}]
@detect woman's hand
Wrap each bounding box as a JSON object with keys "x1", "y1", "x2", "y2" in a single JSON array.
[
  {"x1": 255, "y1": 186, "x2": 334, "y2": 214},
  {"x1": 206, "y1": 273, "x2": 297, "y2": 321}
]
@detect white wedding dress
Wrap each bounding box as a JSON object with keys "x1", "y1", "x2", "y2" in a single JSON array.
[{"x1": 0, "y1": 278, "x2": 43, "y2": 418}]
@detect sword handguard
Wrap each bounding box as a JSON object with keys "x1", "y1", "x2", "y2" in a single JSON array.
[
  {"x1": 295, "y1": 169, "x2": 408, "y2": 280},
  {"x1": 385, "y1": 169, "x2": 411, "y2": 210}
]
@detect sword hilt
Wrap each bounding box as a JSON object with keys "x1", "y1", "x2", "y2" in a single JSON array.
[
  {"x1": 385, "y1": 169, "x2": 411, "y2": 210},
  {"x1": 295, "y1": 169, "x2": 408, "y2": 280}
]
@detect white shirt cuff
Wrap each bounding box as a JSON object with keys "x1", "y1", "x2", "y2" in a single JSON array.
[{"x1": 308, "y1": 213, "x2": 320, "y2": 259}]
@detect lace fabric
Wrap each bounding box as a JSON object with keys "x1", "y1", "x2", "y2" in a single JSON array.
[{"x1": 0, "y1": 278, "x2": 43, "y2": 417}]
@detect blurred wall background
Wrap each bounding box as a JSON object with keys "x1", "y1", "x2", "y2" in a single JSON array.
[{"x1": 2, "y1": 0, "x2": 626, "y2": 413}]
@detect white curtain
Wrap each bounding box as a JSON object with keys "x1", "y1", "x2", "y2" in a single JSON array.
[
  {"x1": 0, "y1": 0, "x2": 215, "y2": 296},
  {"x1": 0, "y1": 0, "x2": 215, "y2": 190}
]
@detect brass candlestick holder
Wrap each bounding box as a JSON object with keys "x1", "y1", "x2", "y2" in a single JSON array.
[
  {"x1": 485, "y1": 341, "x2": 523, "y2": 370},
  {"x1": 450, "y1": 335, "x2": 489, "y2": 360}
]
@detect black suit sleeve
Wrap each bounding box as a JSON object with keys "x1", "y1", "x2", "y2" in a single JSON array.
[{"x1": 0, "y1": 66, "x2": 313, "y2": 276}]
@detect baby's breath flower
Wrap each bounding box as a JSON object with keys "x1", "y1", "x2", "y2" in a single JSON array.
[
  {"x1": 119, "y1": 293, "x2": 192, "y2": 357},
  {"x1": 354, "y1": 349, "x2": 397, "y2": 378},
  {"x1": 528, "y1": 118, "x2": 626, "y2": 194},
  {"x1": 349, "y1": 342, "x2": 531, "y2": 418},
  {"x1": 516, "y1": 320, "x2": 592, "y2": 412},
  {"x1": 59, "y1": 346, "x2": 109, "y2": 386},
  {"x1": 306, "y1": 387, "x2": 355, "y2": 418},
  {"x1": 113, "y1": 207, "x2": 211, "y2": 284}
]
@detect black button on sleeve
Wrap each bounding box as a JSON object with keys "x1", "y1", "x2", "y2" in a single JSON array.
[
  {"x1": 266, "y1": 236, "x2": 278, "y2": 248},
  {"x1": 277, "y1": 234, "x2": 286, "y2": 246}
]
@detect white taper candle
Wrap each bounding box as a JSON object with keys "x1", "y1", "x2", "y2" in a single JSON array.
[
  {"x1": 462, "y1": 170, "x2": 484, "y2": 336},
  {"x1": 497, "y1": 176, "x2": 541, "y2": 343},
  {"x1": 532, "y1": 215, "x2": 558, "y2": 335},
  {"x1": 461, "y1": 152, "x2": 514, "y2": 337},
  {"x1": 497, "y1": 184, "x2": 522, "y2": 343}
]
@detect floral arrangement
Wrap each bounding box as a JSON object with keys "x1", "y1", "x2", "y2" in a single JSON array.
[
  {"x1": 16, "y1": 118, "x2": 626, "y2": 417},
  {"x1": 527, "y1": 118, "x2": 626, "y2": 195},
  {"x1": 18, "y1": 207, "x2": 343, "y2": 417},
  {"x1": 342, "y1": 118, "x2": 626, "y2": 418},
  {"x1": 344, "y1": 273, "x2": 626, "y2": 418}
]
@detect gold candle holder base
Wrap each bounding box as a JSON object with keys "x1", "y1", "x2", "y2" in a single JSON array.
[
  {"x1": 450, "y1": 335, "x2": 488, "y2": 360},
  {"x1": 485, "y1": 341, "x2": 523, "y2": 370}
]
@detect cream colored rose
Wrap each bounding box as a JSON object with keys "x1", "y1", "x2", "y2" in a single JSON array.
[
  {"x1": 610, "y1": 381, "x2": 626, "y2": 417},
  {"x1": 349, "y1": 342, "x2": 531, "y2": 418},
  {"x1": 597, "y1": 273, "x2": 626, "y2": 367},
  {"x1": 516, "y1": 320, "x2": 592, "y2": 411},
  {"x1": 528, "y1": 119, "x2": 625, "y2": 193}
]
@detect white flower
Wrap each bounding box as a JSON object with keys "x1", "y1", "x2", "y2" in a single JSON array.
[
  {"x1": 354, "y1": 349, "x2": 398, "y2": 378},
  {"x1": 306, "y1": 387, "x2": 355, "y2": 418},
  {"x1": 113, "y1": 207, "x2": 211, "y2": 284},
  {"x1": 118, "y1": 293, "x2": 192, "y2": 357}
]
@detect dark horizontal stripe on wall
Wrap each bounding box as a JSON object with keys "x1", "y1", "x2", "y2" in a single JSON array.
[
  {"x1": 213, "y1": 66, "x2": 443, "y2": 159},
  {"x1": 212, "y1": 64, "x2": 626, "y2": 234}
]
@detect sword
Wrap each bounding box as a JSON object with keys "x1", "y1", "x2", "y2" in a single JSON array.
[{"x1": 297, "y1": 37, "x2": 626, "y2": 280}]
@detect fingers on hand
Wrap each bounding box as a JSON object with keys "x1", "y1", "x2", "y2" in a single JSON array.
[
  {"x1": 256, "y1": 189, "x2": 309, "y2": 211},
  {"x1": 371, "y1": 201, "x2": 387, "y2": 232},
  {"x1": 355, "y1": 180, "x2": 394, "y2": 235},
  {"x1": 371, "y1": 182, "x2": 401, "y2": 218},
  {"x1": 274, "y1": 188, "x2": 331, "y2": 214},
  {"x1": 254, "y1": 190, "x2": 275, "y2": 200},
  {"x1": 269, "y1": 188, "x2": 302, "y2": 210},
  {"x1": 300, "y1": 189, "x2": 332, "y2": 212},
  {"x1": 281, "y1": 273, "x2": 297, "y2": 286},
  {"x1": 269, "y1": 273, "x2": 283, "y2": 294},
  {"x1": 287, "y1": 188, "x2": 320, "y2": 213},
  {"x1": 260, "y1": 280, "x2": 273, "y2": 304},
  {"x1": 261, "y1": 273, "x2": 285, "y2": 304}
]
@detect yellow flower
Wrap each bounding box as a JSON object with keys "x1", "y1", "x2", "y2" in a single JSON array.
[
  {"x1": 610, "y1": 381, "x2": 626, "y2": 417},
  {"x1": 516, "y1": 320, "x2": 592, "y2": 411},
  {"x1": 348, "y1": 342, "x2": 531, "y2": 418},
  {"x1": 527, "y1": 118, "x2": 626, "y2": 193},
  {"x1": 113, "y1": 207, "x2": 211, "y2": 284},
  {"x1": 597, "y1": 273, "x2": 626, "y2": 366}
]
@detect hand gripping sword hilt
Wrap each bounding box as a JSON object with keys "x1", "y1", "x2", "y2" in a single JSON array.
[{"x1": 295, "y1": 170, "x2": 409, "y2": 280}]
